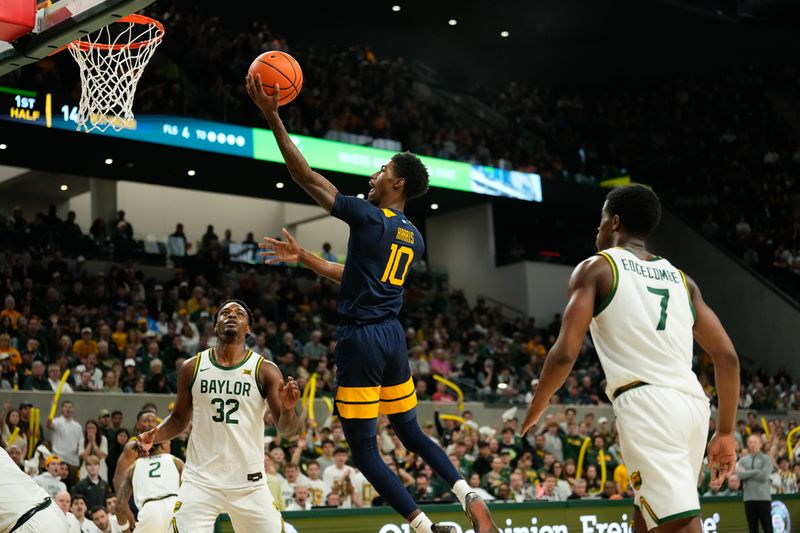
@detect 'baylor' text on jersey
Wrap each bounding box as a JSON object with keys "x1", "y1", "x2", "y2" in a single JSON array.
[
  {"x1": 185, "y1": 348, "x2": 270, "y2": 489},
  {"x1": 590, "y1": 248, "x2": 706, "y2": 401}
]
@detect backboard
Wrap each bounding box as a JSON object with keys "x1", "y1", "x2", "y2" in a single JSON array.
[{"x1": 0, "y1": 0, "x2": 156, "y2": 77}]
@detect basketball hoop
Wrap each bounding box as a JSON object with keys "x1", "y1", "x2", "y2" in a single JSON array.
[{"x1": 67, "y1": 14, "x2": 164, "y2": 132}]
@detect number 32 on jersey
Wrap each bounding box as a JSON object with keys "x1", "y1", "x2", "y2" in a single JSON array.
[{"x1": 381, "y1": 244, "x2": 413, "y2": 286}]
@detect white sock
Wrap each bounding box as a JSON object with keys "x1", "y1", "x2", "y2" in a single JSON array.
[
  {"x1": 410, "y1": 512, "x2": 433, "y2": 533},
  {"x1": 452, "y1": 479, "x2": 472, "y2": 509}
]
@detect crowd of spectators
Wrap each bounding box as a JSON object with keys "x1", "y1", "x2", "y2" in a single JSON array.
[
  {"x1": 2, "y1": 229, "x2": 800, "y2": 408},
  {"x1": 0, "y1": 220, "x2": 799, "y2": 514}
]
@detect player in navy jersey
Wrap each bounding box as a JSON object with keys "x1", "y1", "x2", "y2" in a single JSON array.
[{"x1": 247, "y1": 74, "x2": 499, "y2": 533}]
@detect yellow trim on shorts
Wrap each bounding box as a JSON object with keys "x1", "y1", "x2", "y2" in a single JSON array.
[
  {"x1": 335, "y1": 401, "x2": 380, "y2": 419},
  {"x1": 639, "y1": 497, "x2": 659, "y2": 524},
  {"x1": 336, "y1": 385, "x2": 380, "y2": 403},
  {"x1": 379, "y1": 391, "x2": 417, "y2": 415},
  {"x1": 171, "y1": 517, "x2": 179, "y2": 532},
  {"x1": 379, "y1": 377, "x2": 414, "y2": 400}
]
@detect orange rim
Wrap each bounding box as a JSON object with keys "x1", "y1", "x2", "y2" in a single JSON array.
[{"x1": 70, "y1": 14, "x2": 164, "y2": 51}]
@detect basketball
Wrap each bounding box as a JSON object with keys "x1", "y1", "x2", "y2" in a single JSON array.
[{"x1": 248, "y1": 50, "x2": 303, "y2": 106}]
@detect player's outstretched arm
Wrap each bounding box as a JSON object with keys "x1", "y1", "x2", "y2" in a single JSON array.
[
  {"x1": 262, "y1": 361, "x2": 301, "y2": 437},
  {"x1": 260, "y1": 228, "x2": 344, "y2": 283},
  {"x1": 115, "y1": 464, "x2": 136, "y2": 531},
  {"x1": 139, "y1": 358, "x2": 195, "y2": 449},
  {"x1": 520, "y1": 257, "x2": 602, "y2": 436},
  {"x1": 245, "y1": 74, "x2": 338, "y2": 212},
  {"x1": 686, "y1": 274, "x2": 740, "y2": 484},
  {"x1": 112, "y1": 441, "x2": 139, "y2": 494}
]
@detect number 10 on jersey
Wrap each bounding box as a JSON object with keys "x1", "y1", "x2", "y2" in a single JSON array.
[{"x1": 381, "y1": 244, "x2": 414, "y2": 286}]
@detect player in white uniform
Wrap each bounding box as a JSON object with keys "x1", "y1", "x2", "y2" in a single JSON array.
[
  {"x1": 521, "y1": 184, "x2": 739, "y2": 533},
  {"x1": 115, "y1": 442, "x2": 183, "y2": 533},
  {"x1": 138, "y1": 299, "x2": 300, "y2": 532},
  {"x1": 0, "y1": 447, "x2": 69, "y2": 532}
]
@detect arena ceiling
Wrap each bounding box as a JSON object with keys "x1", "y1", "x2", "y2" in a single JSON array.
[{"x1": 245, "y1": 0, "x2": 800, "y2": 86}]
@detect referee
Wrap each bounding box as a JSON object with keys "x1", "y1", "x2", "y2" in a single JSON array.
[
  {"x1": 0, "y1": 448, "x2": 68, "y2": 532},
  {"x1": 737, "y1": 434, "x2": 774, "y2": 533}
]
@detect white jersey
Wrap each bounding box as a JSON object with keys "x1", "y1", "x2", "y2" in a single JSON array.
[
  {"x1": 132, "y1": 454, "x2": 181, "y2": 509},
  {"x1": 0, "y1": 448, "x2": 51, "y2": 533},
  {"x1": 589, "y1": 248, "x2": 706, "y2": 401},
  {"x1": 185, "y1": 348, "x2": 270, "y2": 489}
]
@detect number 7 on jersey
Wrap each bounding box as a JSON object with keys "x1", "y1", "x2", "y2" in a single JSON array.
[{"x1": 646, "y1": 286, "x2": 670, "y2": 330}]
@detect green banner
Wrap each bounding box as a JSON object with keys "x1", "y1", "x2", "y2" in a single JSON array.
[
  {"x1": 218, "y1": 495, "x2": 798, "y2": 532},
  {"x1": 252, "y1": 130, "x2": 473, "y2": 192}
]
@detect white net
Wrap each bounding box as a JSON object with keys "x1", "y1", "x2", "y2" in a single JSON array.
[{"x1": 67, "y1": 15, "x2": 164, "y2": 132}]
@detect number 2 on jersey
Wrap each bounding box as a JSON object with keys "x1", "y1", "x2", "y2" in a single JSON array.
[
  {"x1": 381, "y1": 243, "x2": 413, "y2": 286},
  {"x1": 646, "y1": 286, "x2": 670, "y2": 330},
  {"x1": 148, "y1": 460, "x2": 161, "y2": 478},
  {"x1": 211, "y1": 398, "x2": 239, "y2": 424}
]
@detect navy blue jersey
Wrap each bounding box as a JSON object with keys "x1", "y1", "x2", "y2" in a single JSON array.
[{"x1": 330, "y1": 193, "x2": 424, "y2": 323}]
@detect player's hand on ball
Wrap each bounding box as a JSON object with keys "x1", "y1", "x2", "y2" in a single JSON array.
[
  {"x1": 136, "y1": 428, "x2": 157, "y2": 457},
  {"x1": 279, "y1": 376, "x2": 300, "y2": 409},
  {"x1": 245, "y1": 73, "x2": 280, "y2": 114},
  {"x1": 260, "y1": 228, "x2": 301, "y2": 264}
]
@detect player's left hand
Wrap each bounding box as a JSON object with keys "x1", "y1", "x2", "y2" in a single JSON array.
[
  {"x1": 519, "y1": 405, "x2": 543, "y2": 437},
  {"x1": 245, "y1": 73, "x2": 280, "y2": 115},
  {"x1": 278, "y1": 377, "x2": 300, "y2": 410},
  {"x1": 706, "y1": 432, "x2": 737, "y2": 485},
  {"x1": 136, "y1": 428, "x2": 157, "y2": 457}
]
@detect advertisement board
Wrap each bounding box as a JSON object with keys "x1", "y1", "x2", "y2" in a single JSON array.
[{"x1": 217, "y1": 496, "x2": 798, "y2": 533}]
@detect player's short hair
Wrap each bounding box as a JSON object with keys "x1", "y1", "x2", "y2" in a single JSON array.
[
  {"x1": 89, "y1": 505, "x2": 106, "y2": 518},
  {"x1": 321, "y1": 439, "x2": 334, "y2": 448},
  {"x1": 604, "y1": 184, "x2": 661, "y2": 238},
  {"x1": 333, "y1": 447, "x2": 349, "y2": 455},
  {"x1": 215, "y1": 299, "x2": 254, "y2": 328},
  {"x1": 306, "y1": 460, "x2": 320, "y2": 468},
  {"x1": 72, "y1": 495, "x2": 87, "y2": 505},
  {"x1": 392, "y1": 152, "x2": 429, "y2": 200}
]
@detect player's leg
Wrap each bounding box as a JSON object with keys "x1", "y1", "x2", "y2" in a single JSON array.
[
  {"x1": 135, "y1": 497, "x2": 177, "y2": 533},
  {"x1": 171, "y1": 481, "x2": 223, "y2": 533},
  {"x1": 18, "y1": 501, "x2": 69, "y2": 532},
  {"x1": 744, "y1": 501, "x2": 759, "y2": 533},
  {"x1": 632, "y1": 508, "x2": 648, "y2": 533},
  {"x1": 335, "y1": 322, "x2": 451, "y2": 533},
  {"x1": 224, "y1": 485, "x2": 284, "y2": 533},
  {"x1": 378, "y1": 320, "x2": 498, "y2": 533},
  {"x1": 756, "y1": 501, "x2": 773, "y2": 533},
  {"x1": 614, "y1": 385, "x2": 708, "y2": 532}
]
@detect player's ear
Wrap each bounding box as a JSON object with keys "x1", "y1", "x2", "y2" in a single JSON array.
[{"x1": 393, "y1": 176, "x2": 405, "y2": 190}]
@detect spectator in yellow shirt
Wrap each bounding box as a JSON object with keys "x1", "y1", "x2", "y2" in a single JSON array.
[
  {"x1": 0, "y1": 295, "x2": 21, "y2": 329},
  {"x1": 72, "y1": 327, "x2": 98, "y2": 361},
  {"x1": 0, "y1": 333, "x2": 21, "y2": 368}
]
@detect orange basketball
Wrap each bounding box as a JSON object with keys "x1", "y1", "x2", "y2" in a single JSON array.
[{"x1": 248, "y1": 50, "x2": 303, "y2": 106}]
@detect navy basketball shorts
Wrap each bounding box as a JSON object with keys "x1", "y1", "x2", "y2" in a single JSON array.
[{"x1": 333, "y1": 317, "x2": 417, "y2": 419}]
